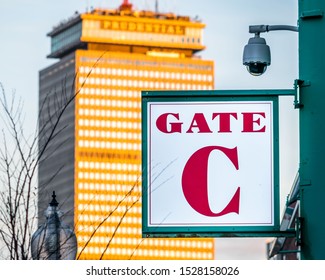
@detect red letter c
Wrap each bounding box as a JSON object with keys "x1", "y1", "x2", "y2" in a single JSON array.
[{"x1": 181, "y1": 146, "x2": 240, "y2": 217}]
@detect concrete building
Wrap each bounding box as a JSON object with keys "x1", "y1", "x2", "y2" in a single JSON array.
[{"x1": 38, "y1": 0, "x2": 214, "y2": 259}]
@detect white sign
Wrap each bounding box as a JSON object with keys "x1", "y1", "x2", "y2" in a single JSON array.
[{"x1": 146, "y1": 101, "x2": 275, "y2": 228}]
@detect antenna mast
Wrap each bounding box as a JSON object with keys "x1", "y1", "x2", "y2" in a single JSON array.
[{"x1": 155, "y1": 0, "x2": 159, "y2": 13}]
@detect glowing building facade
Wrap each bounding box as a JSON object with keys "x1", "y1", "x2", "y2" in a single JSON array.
[{"x1": 39, "y1": 1, "x2": 214, "y2": 259}]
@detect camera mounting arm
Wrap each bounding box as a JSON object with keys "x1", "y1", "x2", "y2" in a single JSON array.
[
  {"x1": 249, "y1": 25, "x2": 299, "y2": 34},
  {"x1": 243, "y1": 25, "x2": 299, "y2": 76}
]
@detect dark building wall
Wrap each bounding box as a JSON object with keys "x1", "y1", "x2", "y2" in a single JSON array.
[{"x1": 38, "y1": 53, "x2": 76, "y2": 227}]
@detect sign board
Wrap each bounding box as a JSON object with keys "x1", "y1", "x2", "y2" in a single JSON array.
[{"x1": 142, "y1": 90, "x2": 282, "y2": 237}]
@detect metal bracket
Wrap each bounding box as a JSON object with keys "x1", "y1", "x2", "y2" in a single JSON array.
[
  {"x1": 300, "y1": 9, "x2": 324, "y2": 20},
  {"x1": 295, "y1": 217, "x2": 303, "y2": 246},
  {"x1": 294, "y1": 79, "x2": 311, "y2": 109}
]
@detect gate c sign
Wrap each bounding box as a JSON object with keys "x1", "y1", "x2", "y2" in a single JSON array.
[{"x1": 142, "y1": 91, "x2": 280, "y2": 237}]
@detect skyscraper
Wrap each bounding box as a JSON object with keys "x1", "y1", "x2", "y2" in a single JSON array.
[{"x1": 39, "y1": 0, "x2": 214, "y2": 260}]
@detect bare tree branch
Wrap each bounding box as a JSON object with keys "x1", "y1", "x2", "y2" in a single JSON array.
[{"x1": 0, "y1": 51, "x2": 149, "y2": 260}]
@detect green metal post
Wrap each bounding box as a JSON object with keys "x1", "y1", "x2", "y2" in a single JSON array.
[{"x1": 299, "y1": 0, "x2": 325, "y2": 259}]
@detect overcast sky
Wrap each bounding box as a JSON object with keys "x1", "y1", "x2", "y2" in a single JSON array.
[{"x1": 0, "y1": 0, "x2": 299, "y2": 260}]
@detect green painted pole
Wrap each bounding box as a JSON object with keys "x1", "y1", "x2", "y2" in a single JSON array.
[{"x1": 299, "y1": 0, "x2": 325, "y2": 259}]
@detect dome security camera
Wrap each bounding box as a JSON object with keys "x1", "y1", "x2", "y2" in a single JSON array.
[{"x1": 243, "y1": 34, "x2": 271, "y2": 76}]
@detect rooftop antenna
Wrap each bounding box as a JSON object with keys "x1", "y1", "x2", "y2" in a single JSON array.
[{"x1": 155, "y1": 0, "x2": 159, "y2": 13}]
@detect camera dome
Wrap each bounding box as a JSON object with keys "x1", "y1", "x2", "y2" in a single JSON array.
[{"x1": 243, "y1": 35, "x2": 271, "y2": 76}]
